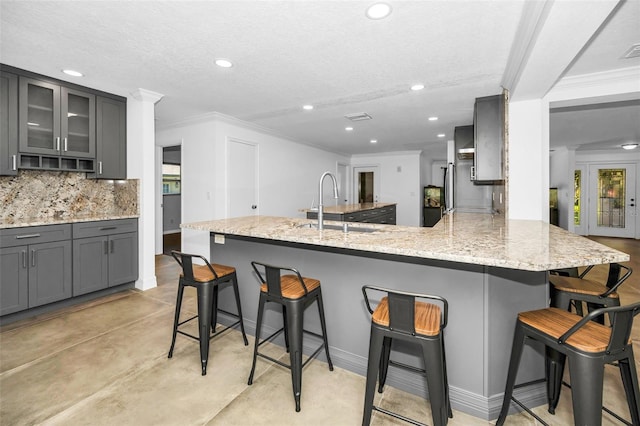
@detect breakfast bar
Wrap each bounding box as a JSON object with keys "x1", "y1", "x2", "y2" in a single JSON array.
[{"x1": 181, "y1": 213, "x2": 628, "y2": 420}]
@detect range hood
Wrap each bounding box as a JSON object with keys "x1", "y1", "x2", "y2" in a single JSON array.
[{"x1": 455, "y1": 125, "x2": 475, "y2": 161}]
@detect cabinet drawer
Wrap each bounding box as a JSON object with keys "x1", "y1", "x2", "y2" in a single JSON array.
[
  {"x1": 344, "y1": 211, "x2": 365, "y2": 222},
  {"x1": 0, "y1": 224, "x2": 71, "y2": 248},
  {"x1": 73, "y1": 219, "x2": 138, "y2": 239}
]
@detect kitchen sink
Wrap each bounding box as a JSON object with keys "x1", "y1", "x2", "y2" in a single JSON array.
[{"x1": 296, "y1": 223, "x2": 378, "y2": 233}]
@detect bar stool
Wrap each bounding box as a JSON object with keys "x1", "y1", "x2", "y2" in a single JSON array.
[
  {"x1": 546, "y1": 263, "x2": 632, "y2": 413},
  {"x1": 550, "y1": 263, "x2": 631, "y2": 318},
  {"x1": 247, "y1": 261, "x2": 333, "y2": 412},
  {"x1": 496, "y1": 303, "x2": 640, "y2": 426},
  {"x1": 361, "y1": 285, "x2": 451, "y2": 426},
  {"x1": 168, "y1": 251, "x2": 248, "y2": 375}
]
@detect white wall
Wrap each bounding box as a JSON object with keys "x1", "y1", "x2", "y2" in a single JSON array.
[
  {"x1": 351, "y1": 151, "x2": 422, "y2": 226},
  {"x1": 157, "y1": 113, "x2": 349, "y2": 255}
]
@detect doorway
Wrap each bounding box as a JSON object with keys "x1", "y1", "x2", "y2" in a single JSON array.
[
  {"x1": 162, "y1": 145, "x2": 181, "y2": 255},
  {"x1": 337, "y1": 162, "x2": 348, "y2": 205},
  {"x1": 353, "y1": 166, "x2": 379, "y2": 204},
  {"x1": 587, "y1": 164, "x2": 636, "y2": 238}
]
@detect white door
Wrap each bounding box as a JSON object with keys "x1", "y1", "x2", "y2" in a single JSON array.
[
  {"x1": 337, "y1": 162, "x2": 348, "y2": 205},
  {"x1": 353, "y1": 166, "x2": 380, "y2": 203},
  {"x1": 228, "y1": 139, "x2": 258, "y2": 217},
  {"x1": 588, "y1": 164, "x2": 636, "y2": 238}
]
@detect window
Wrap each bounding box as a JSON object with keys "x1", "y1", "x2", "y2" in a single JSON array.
[
  {"x1": 574, "y1": 170, "x2": 581, "y2": 225},
  {"x1": 162, "y1": 163, "x2": 181, "y2": 195}
]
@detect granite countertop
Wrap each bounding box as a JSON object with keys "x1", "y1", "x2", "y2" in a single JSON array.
[
  {"x1": 0, "y1": 213, "x2": 139, "y2": 229},
  {"x1": 301, "y1": 202, "x2": 396, "y2": 214},
  {"x1": 181, "y1": 213, "x2": 629, "y2": 272}
]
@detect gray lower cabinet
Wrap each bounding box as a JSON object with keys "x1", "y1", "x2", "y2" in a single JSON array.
[
  {"x1": 0, "y1": 219, "x2": 137, "y2": 316},
  {"x1": 72, "y1": 219, "x2": 138, "y2": 296},
  {"x1": 0, "y1": 224, "x2": 72, "y2": 315}
]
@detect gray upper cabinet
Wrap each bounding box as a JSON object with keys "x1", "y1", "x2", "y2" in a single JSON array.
[
  {"x1": 90, "y1": 96, "x2": 127, "y2": 180},
  {"x1": 0, "y1": 71, "x2": 18, "y2": 176},
  {"x1": 19, "y1": 77, "x2": 95, "y2": 158},
  {"x1": 473, "y1": 94, "x2": 505, "y2": 182}
]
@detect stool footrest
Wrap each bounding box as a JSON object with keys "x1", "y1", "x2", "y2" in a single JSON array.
[
  {"x1": 388, "y1": 359, "x2": 426, "y2": 375},
  {"x1": 509, "y1": 396, "x2": 550, "y2": 426},
  {"x1": 255, "y1": 339, "x2": 328, "y2": 370},
  {"x1": 372, "y1": 405, "x2": 426, "y2": 426}
]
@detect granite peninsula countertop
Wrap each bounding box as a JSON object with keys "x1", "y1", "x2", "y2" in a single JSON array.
[
  {"x1": 300, "y1": 202, "x2": 396, "y2": 214},
  {"x1": 181, "y1": 213, "x2": 629, "y2": 272},
  {"x1": 0, "y1": 213, "x2": 139, "y2": 229}
]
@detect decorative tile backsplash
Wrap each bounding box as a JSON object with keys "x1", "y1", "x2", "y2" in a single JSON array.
[{"x1": 0, "y1": 171, "x2": 138, "y2": 222}]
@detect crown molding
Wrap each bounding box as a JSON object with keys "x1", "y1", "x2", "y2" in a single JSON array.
[{"x1": 548, "y1": 66, "x2": 640, "y2": 103}]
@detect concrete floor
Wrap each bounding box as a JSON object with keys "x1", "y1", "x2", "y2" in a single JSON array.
[{"x1": 1, "y1": 236, "x2": 638, "y2": 425}]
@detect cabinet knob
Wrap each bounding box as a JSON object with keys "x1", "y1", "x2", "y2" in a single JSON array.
[{"x1": 251, "y1": 205, "x2": 257, "y2": 209}]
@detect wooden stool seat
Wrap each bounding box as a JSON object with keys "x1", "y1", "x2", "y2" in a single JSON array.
[
  {"x1": 519, "y1": 308, "x2": 611, "y2": 353},
  {"x1": 372, "y1": 297, "x2": 442, "y2": 336},
  {"x1": 183, "y1": 263, "x2": 236, "y2": 282},
  {"x1": 259, "y1": 274, "x2": 320, "y2": 299},
  {"x1": 549, "y1": 275, "x2": 619, "y2": 298}
]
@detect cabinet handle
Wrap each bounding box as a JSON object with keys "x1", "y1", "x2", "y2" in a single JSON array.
[
  {"x1": 56, "y1": 137, "x2": 61, "y2": 151},
  {"x1": 99, "y1": 161, "x2": 103, "y2": 175},
  {"x1": 470, "y1": 166, "x2": 476, "y2": 180},
  {"x1": 104, "y1": 240, "x2": 109, "y2": 255},
  {"x1": 12, "y1": 154, "x2": 17, "y2": 171},
  {"x1": 31, "y1": 249, "x2": 36, "y2": 267},
  {"x1": 64, "y1": 138, "x2": 68, "y2": 152},
  {"x1": 21, "y1": 250, "x2": 26, "y2": 268},
  {"x1": 16, "y1": 233, "x2": 41, "y2": 239},
  {"x1": 110, "y1": 240, "x2": 114, "y2": 253},
  {"x1": 100, "y1": 226, "x2": 117, "y2": 231}
]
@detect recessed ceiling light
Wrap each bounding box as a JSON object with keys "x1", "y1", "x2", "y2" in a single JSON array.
[
  {"x1": 370, "y1": 139, "x2": 378, "y2": 144},
  {"x1": 214, "y1": 58, "x2": 233, "y2": 68},
  {"x1": 410, "y1": 84, "x2": 424, "y2": 91},
  {"x1": 366, "y1": 2, "x2": 392, "y2": 20},
  {"x1": 62, "y1": 69, "x2": 83, "y2": 77},
  {"x1": 428, "y1": 116, "x2": 438, "y2": 121},
  {"x1": 622, "y1": 143, "x2": 638, "y2": 150},
  {"x1": 303, "y1": 105, "x2": 314, "y2": 110},
  {"x1": 345, "y1": 127, "x2": 354, "y2": 131},
  {"x1": 437, "y1": 134, "x2": 446, "y2": 138}
]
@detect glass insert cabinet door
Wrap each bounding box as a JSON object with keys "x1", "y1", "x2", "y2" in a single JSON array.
[
  {"x1": 588, "y1": 165, "x2": 636, "y2": 238},
  {"x1": 19, "y1": 77, "x2": 95, "y2": 158}
]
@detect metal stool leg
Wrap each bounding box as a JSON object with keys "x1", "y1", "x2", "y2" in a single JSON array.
[
  {"x1": 247, "y1": 292, "x2": 266, "y2": 385},
  {"x1": 569, "y1": 354, "x2": 604, "y2": 426},
  {"x1": 211, "y1": 285, "x2": 219, "y2": 333},
  {"x1": 316, "y1": 290, "x2": 333, "y2": 370},
  {"x1": 362, "y1": 326, "x2": 384, "y2": 426},
  {"x1": 231, "y1": 273, "x2": 249, "y2": 345},
  {"x1": 378, "y1": 336, "x2": 392, "y2": 393},
  {"x1": 197, "y1": 282, "x2": 215, "y2": 376},
  {"x1": 619, "y1": 352, "x2": 640, "y2": 425},
  {"x1": 496, "y1": 324, "x2": 527, "y2": 426},
  {"x1": 282, "y1": 305, "x2": 290, "y2": 353},
  {"x1": 423, "y1": 338, "x2": 448, "y2": 426},
  {"x1": 168, "y1": 280, "x2": 185, "y2": 359},
  {"x1": 545, "y1": 347, "x2": 566, "y2": 414},
  {"x1": 286, "y1": 301, "x2": 304, "y2": 412}
]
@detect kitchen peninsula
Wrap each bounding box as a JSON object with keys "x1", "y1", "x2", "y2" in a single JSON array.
[{"x1": 182, "y1": 213, "x2": 628, "y2": 420}]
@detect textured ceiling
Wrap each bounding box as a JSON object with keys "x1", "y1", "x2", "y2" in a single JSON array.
[{"x1": 1, "y1": 0, "x2": 638, "y2": 157}]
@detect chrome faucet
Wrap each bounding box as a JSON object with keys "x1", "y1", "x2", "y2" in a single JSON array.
[{"x1": 318, "y1": 171, "x2": 339, "y2": 230}]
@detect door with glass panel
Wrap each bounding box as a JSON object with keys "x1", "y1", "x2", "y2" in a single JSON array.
[{"x1": 588, "y1": 164, "x2": 636, "y2": 238}]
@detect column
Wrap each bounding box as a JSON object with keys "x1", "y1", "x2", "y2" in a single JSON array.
[{"x1": 128, "y1": 89, "x2": 164, "y2": 291}]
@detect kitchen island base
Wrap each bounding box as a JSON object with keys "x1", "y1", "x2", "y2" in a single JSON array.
[{"x1": 209, "y1": 234, "x2": 549, "y2": 420}]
